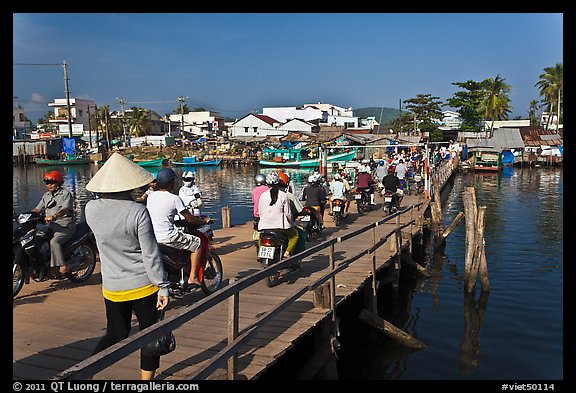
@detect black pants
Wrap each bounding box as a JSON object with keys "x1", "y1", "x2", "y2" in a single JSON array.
[{"x1": 92, "y1": 292, "x2": 160, "y2": 371}]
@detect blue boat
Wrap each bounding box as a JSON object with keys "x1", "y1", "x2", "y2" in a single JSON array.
[{"x1": 172, "y1": 158, "x2": 222, "y2": 166}]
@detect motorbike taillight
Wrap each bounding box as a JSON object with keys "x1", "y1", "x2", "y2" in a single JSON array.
[{"x1": 261, "y1": 237, "x2": 273, "y2": 247}]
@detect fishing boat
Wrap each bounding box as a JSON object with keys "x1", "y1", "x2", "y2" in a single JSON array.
[
  {"x1": 471, "y1": 150, "x2": 503, "y2": 171},
  {"x1": 133, "y1": 157, "x2": 166, "y2": 167},
  {"x1": 259, "y1": 147, "x2": 358, "y2": 168},
  {"x1": 35, "y1": 154, "x2": 91, "y2": 166},
  {"x1": 172, "y1": 158, "x2": 222, "y2": 166}
]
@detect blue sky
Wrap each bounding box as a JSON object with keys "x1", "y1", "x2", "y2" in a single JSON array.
[{"x1": 13, "y1": 13, "x2": 563, "y2": 123}]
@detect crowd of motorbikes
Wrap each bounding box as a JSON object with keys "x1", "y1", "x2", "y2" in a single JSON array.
[{"x1": 13, "y1": 209, "x2": 223, "y2": 299}]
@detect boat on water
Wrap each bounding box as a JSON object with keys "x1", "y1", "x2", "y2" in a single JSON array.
[
  {"x1": 259, "y1": 147, "x2": 358, "y2": 168},
  {"x1": 470, "y1": 150, "x2": 503, "y2": 171},
  {"x1": 35, "y1": 154, "x2": 91, "y2": 166},
  {"x1": 133, "y1": 157, "x2": 166, "y2": 167},
  {"x1": 172, "y1": 158, "x2": 222, "y2": 166}
]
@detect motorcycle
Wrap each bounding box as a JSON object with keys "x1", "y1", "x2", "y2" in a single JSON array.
[
  {"x1": 382, "y1": 190, "x2": 399, "y2": 215},
  {"x1": 298, "y1": 206, "x2": 322, "y2": 241},
  {"x1": 13, "y1": 211, "x2": 98, "y2": 298},
  {"x1": 257, "y1": 230, "x2": 301, "y2": 287},
  {"x1": 332, "y1": 198, "x2": 345, "y2": 226},
  {"x1": 354, "y1": 188, "x2": 371, "y2": 214},
  {"x1": 161, "y1": 218, "x2": 223, "y2": 297}
]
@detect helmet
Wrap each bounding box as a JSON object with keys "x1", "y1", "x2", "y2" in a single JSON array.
[
  {"x1": 182, "y1": 171, "x2": 195, "y2": 181},
  {"x1": 278, "y1": 173, "x2": 290, "y2": 186},
  {"x1": 156, "y1": 168, "x2": 176, "y2": 183},
  {"x1": 44, "y1": 170, "x2": 64, "y2": 184},
  {"x1": 333, "y1": 173, "x2": 341, "y2": 180},
  {"x1": 255, "y1": 173, "x2": 266, "y2": 185},
  {"x1": 266, "y1": 171, "x2": 280, "y2": 185},
  {"x1": 379, "y1": 160, "x2": 384, "y2": 165},
  {"x1": 308, "y1": 175, "x2": 316, "y2": 183}
]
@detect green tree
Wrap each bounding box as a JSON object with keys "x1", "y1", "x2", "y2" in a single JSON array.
[
  {"x1": 528, "y1": 99, "x2": 540, "y2": 126},
  {"x1": 98, "y1": 105, "x2": 112, "y2": 145},
  {"x1": 480, "y1": 74, "x2": 512, "y2": 132},
  {"x1": 403, "y1": 94, "x2": 444, "y2": 140},
  {"x1": 127, "y1": 107, "x2": 150, "y2": 137},
  {"x1": 535, "y1": 63, "x2": 563, "y2": 129},
  {"x1": 173, "y1": 103, "x2": 190, "y2": 114},
  {"x1": 447, "y1": 80, "x2": 485, "y2": 132}
]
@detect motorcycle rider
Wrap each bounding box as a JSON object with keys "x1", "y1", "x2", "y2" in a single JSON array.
[
  {"x1": 31, "y1": 170, "x2": 76, "y2": 276},
  {"x1": 178, "y1": 171, "x2": 202, "y2": 217},
  {"x1": 356, "y1": 166, "x2": 377, "y2": 206},
  {"x1": 328, "y1": 173, "x2": 350, "y2": 217},
  {"x1": 278, "y1": 172, "x2": 306, "y2": 253},
  {"x1": 382, "y1": 168, "x2": 403, "y2": 208},
  {"x1": 146, "y1": 168, "x2": 210, "y2": 287},
  {"x1": 251, "y1": 173, "x2": 269, "y2": 244},
  {"x1": 258, "y1": 172, "x2": 299, "y2": 259},
  {"x1": 301, "y1": 174, "x2": 327, "y2": 229}
]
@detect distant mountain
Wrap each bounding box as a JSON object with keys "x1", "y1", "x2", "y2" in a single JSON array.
[{"x1": 353, "y1": 107, "x2": 404, "y2": 125}]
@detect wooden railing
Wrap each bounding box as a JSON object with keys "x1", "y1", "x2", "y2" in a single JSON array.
[{"x1": 53, "y1": 201, "x2": 426, "y2": 381}]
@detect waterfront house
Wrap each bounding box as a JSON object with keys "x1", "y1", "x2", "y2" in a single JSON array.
[{"x1": 229, "y1": 113, "x2": 285, "y2": 140}]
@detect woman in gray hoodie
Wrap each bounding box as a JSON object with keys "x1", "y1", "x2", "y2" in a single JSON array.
[{"x1": 85, "y1": 152, "x2": 170, "y2": 380}]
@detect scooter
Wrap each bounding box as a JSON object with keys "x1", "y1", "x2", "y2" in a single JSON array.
[
  {"x1": 257, "y1": 230, "x2": 301, "y2": 287},
  {"x1": 354, "y1": 188, "x2": 371, "y2": 214},
  {"x1": 13, "y1": 211, "x2": 98, "y2": 298},
  {"x1": 161, "y1": 219, "x2": 223, "y2": 297},
  {"x1": 332, "y1": 198, "x2": 346, "y2": 226},
  {"x1": 298, "y1": 206, "x2": 323, "y2": 241},
  {"x1": 382, "y1": 190, "x2": 399, "y2": 215}
]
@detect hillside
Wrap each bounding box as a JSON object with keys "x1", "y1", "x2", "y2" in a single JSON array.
[{"x1": 353, "y1": 107, "x2": 404, "y2": 124}]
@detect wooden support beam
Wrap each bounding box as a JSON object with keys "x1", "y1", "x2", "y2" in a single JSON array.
[{"x1": 358, "y1": 309, "x2": 426, "y2": 349}]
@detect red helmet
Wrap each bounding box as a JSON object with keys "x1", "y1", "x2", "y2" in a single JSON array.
[
  {"x1": 278, "y1": 173, "x2": 290, "y2": 186},
  {"x1": 44, "y1": 170, "x2": 64, "y2": 183}
]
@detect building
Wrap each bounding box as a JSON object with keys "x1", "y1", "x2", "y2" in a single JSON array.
[
  {"x1": 277, "y1": 118, "x2": 319, "y2": 134},
  {"x1": 167, "y1": 111, "x2": 225, "y2": 139},
  {"x1": 262, "y1": 102, "x2": 359, "y2": 129},
  {"x1": 48, "y1": 98, "x2": 96, "y2": 138},
  {"x1": 229, "y1": 113, "x2": 285, "y2": 140},
  {"x1": 13, "y1": 107, "x2": 33, "y2": 140}
]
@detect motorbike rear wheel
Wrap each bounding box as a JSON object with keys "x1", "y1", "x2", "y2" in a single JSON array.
[
  {"x1": 200, "y1": 251, "x2": 224, "y2": 295},
  {"x1": 67, "y1": 243, "x2": 97, "y2": 283},
  {"x1": 13, "y1": 260, "x2": 24, "y2": 298}
]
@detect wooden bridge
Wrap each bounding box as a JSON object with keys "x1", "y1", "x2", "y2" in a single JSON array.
[{"x1": 13, "y1": 159, "x2": 458, "y2": 381}]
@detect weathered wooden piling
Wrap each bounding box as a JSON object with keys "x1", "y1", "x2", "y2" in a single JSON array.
[
  {"x1": 221, "y1": 206, "x2": 231, "y2": 228},
  {"x1": 462, "y1": 187, "x2": 490, "y2": 293},
  {"x1": 430, "y1": 175, "x2": 444, "y2": 246}
]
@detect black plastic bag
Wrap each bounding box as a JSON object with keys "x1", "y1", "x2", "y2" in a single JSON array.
[{"x1": 142, "y1": 310, "x2": 176, "y2": 357}]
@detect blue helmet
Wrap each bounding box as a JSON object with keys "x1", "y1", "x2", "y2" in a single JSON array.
[{"x1": 156, "y1": 168, "x2": 176, "y2": 183}]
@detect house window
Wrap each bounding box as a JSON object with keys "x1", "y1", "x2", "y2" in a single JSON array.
[
  {"x1": 253, "y1": 127, "x2": 258, "y2": 134},
  {"x1": 244, "y1": 127, "x2": 249, "y2": 133},
  {"x1": 78, "y1": 109, "x2": 83, "y2": 117},
  {"x1": 19, "y1": 113, "x2": 25, "y2": 122}
]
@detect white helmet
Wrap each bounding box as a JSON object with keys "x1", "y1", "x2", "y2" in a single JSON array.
[
  {"x1": 182, "y1": 171, "x2": 195, "y2": 187},
  {"x1": 308, "y1": 175, "x2": 316, "y2": 183}
]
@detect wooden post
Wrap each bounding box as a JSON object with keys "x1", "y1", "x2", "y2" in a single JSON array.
[
  {"x1": 371, "y1": 227, "x2": 378, "y2": 313},
  {"x1": 222, "y1": 206, "x2": 231, "y2": 228},
  {"x1": 431, "y1": 176, "x2": 444, "y2": 245},
  {"x1": 358, "y1": 309, "x2": 426, "y2": 349},
  {"x1": 442, "y1": 211, "x2": 465, "y2": 240},
  {"x1": 475, "y1": 206, "x2": 490, "y2": 292},
  {"x1": 462, "y1": 190, "x2": 476, "y2": 285},
  {"x1": 227, "y1": 277, "x2": 238, "y2": 380}
]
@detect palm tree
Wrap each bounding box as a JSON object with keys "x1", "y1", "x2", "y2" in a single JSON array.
[
  {"x1": 127, "y1": 107, "x2": 149, "y2": 137},
  {"x1": 528, "y1": 99, "x2": 540, "y2": 126},
  {"x1": 481, "y1": 74, "x2": 512, "y2": 133},
  {"x1": 98, "y1": 105, "x2": 112, "y2": 148},
  {"x1": 535, "y1": 63, "x2": 563, "y2": 130}
]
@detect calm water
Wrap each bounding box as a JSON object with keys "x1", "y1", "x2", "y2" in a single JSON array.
[
  {"x1": 13, "y1": 164, "x2": 563, "y2": 380},
  {"x1": 337, "y1": 166, "x2": 564, "y2": 380}
]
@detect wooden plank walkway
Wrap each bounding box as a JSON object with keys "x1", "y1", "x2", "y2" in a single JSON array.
[{"x1": 13, "y1": 190, "x2": 430, "y2": 381}]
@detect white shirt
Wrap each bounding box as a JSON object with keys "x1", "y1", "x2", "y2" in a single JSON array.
[
  {"x1": 146, "y1": 190, "x2": 187, "y2": 242},
  {"x1": 178, "y1": 184, "x2": 202, "y2": 216},
  {"x1": 257, "y1": 189, "x2": 292, "y2": 230}
]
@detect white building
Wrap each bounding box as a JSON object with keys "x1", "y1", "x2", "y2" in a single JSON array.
[
  {"x1": 436, "y1": 110, "x2": 463, "y2": 130},
  {"x1": 48, "y1": 98, "x2": 96, "y2": 138},
  {"x1": 13, "y1": 107, "x2": 32, "y2": 139},
  {"x1": 229, "y1": 114, "x2": 286, "y2": 139},
  {"x1": 262, "y1": 102, "x2": 359, "y2": 128},
  {"x1": 481, "y1": 119, "x2": 530, "y2": 131},
  {"x1": 167, "y1": 111, "x2": 225, "y2": 138},
  {"x1": 277, "y1": 118, "x2": 318, "y2": 133}
]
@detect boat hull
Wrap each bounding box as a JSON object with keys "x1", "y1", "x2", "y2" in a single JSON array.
[
  {"x1": 35, "y1": 158, "x2": 91, "y2": 165},
  {"x1": 172, "y1": 159, "x2": 222, "y2": 166},
  {"x1": 134, "y1": 158, "x2": 165, "y2": 167},
  {"x1": 259, "y1": 149, "x2": 357, "y2": 168}
]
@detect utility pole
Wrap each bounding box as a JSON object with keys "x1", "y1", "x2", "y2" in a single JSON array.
[
  {"x1": 94, "y1": 104, "x2": 99, "y2": 150},
  {"x1": 62, "y1": 60, "x2": 73, "y2": 138},
  {"x1": 87, "y1": 104, "x2": 92, "y2": 149},
  {"x1": 116, "y1": 97, "x2": 127, "y2": 146},
  {"x1": 178, "y1": 96, "x2": 187, "y2": 139}
]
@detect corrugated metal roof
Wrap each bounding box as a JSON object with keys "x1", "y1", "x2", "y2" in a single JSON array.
[{"x1": 492, "y1": 128, "x2": 525, "y2": 149}]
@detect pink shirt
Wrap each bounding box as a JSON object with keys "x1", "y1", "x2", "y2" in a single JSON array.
[
  {"x1": 257, "y1": 189, "x2": 293, "y2": 230},
  {"x1": 251, "y1": 185, "x2": 269, "y2": 217}
]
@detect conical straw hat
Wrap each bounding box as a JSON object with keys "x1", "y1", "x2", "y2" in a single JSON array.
[{"x1": 86, "y1": 152, "x2": 154, "y2": 193}]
